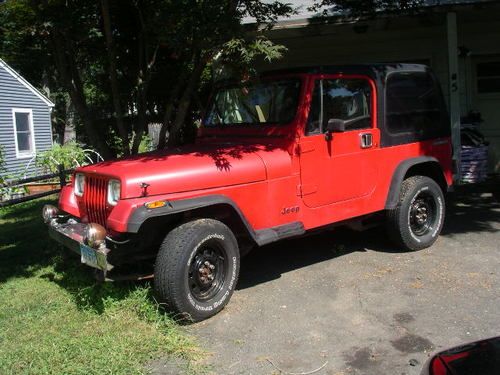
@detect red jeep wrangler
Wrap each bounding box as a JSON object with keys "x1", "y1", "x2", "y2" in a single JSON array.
[{"x1": 44, "y1": 64, "x2": 453, "y2": 321}]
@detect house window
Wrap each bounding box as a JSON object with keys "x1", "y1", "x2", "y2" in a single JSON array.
[
  {"x1": 12, "y1": 108, "x2": 35, "y2": 158},
  {"x1": 476, "y1": 61, "x2": 500, "y2": 94}
]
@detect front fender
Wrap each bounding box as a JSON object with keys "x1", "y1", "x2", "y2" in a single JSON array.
[
  {"x1": 126, "y1": 195, "x2": 251, "y2": 233},
  {"x1": 107, "y1": 194, "x2": 304, "y2": 247}
]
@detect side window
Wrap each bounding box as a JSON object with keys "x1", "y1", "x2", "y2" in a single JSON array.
[
  {"x1": 386, "y1": 72, "x2": 447, "y2": 136},
  {"x1": 306, "y1": 78, "x2": 372, "y2": 135}
]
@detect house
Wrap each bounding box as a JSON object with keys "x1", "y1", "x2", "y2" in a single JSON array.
[
  {"x1": 0, "y1": 58, "x2": 54, "y2": 178},
  {"x1": 253, "y1": 0, "x2": 500, "y2": 176}
]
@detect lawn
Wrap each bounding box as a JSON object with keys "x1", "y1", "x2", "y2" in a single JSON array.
[{"x1": 0, "y1": 197, "x2": 200, "y2": 375}]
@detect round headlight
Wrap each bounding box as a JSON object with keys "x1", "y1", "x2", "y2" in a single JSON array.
[
  {"x1": 42, "y1": 204, "x2": 59, "y2": 223},
  {"x1": 83, "y1": 223, "x2": 107, "y2": 248}
]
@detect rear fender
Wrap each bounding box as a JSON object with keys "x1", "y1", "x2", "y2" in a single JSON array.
[{"x1": 385, "y1": 157, "x2": 448, "y2": 209}]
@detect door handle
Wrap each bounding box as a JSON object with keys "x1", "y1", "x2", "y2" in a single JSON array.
[{"x1": 360, "y1": 133, "x2": 373, "y2": 148}]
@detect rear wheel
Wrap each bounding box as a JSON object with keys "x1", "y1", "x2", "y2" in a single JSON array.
[
  {"x1": 154, "y1": 219, "x2": 240, "y2": 322},
  {"x1": 386, "y1": 176, "x2": 445, "y2": 251}
]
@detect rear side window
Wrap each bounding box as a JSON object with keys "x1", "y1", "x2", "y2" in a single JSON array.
[{"x1": 386, "y1": 72, "x2": 448, "y2": 139}]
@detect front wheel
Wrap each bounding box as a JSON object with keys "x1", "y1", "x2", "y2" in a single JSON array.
[
  {"x1": 386, "y1": 176, "x2": 445, "y2": 251},
  {"x1": 154, "y1": 219, "x2": 240, "y2": 322}
]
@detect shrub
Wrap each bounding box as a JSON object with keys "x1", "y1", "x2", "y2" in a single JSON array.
[{"x1": 36, "y1": 142, "x2": 88, "y2": 174}]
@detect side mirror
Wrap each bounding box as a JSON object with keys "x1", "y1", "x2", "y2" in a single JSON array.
[{"x1": 327, "y1": 118, "x2": 346, "y2": 133}]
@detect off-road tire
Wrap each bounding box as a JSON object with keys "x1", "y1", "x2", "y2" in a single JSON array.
[
  {"x1": 386, "y1": 176, "x2": 445, "y2": 251},
  {"x1": 154, "y1": 219, "x2": 240, "y2": 322}
]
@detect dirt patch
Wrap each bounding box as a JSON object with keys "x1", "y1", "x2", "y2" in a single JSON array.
[
  {"x1": 391, "y1": 334, "x2": 433, "y2": 353},
  {"x1": 344, "y1": 347, "x2": 381, "y2": 370},
  {"x1": 394, "y1": 312, "x2": 415, "y2": 324}
]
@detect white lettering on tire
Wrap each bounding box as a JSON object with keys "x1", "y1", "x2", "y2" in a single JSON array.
[{"x1": 431, "y1": 196, "x2": 444, "y2": 238}]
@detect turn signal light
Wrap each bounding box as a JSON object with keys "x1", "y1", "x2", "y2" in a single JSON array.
[{"x1": 145, "y1": 200, "x2": 167, "y2": 209}]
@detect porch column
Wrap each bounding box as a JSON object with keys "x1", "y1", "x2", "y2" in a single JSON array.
[{"x1": 447, "y1": 12, "x2": 461, "y2": 182}]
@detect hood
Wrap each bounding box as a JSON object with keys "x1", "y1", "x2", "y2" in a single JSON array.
[{"x1": 78, "y1": 143, "x2": 273, "y2": 198}]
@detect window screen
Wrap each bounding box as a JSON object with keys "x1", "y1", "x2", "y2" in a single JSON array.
[
  {"x1": 476, "y1": 61, "x2": 500, "y2": 93},
  {"x1": 306, "y1": 78, "x2": 372, "y2": 135},
  {"x1": 14, "y1": 111, "x2": 33, "y2": 155},
  {"x1": 386, "y1": 72, "x2": 447, "y2": 137}
]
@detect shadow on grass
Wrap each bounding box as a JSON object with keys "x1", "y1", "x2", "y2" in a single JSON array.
[
  {"x1": 0, "y1": 197, "x2": 148, "y2": 316},
  {"x1": 41, "y1": 255, "x2": 145, "y2": 314},
  {"x1": 0, "y1": 198, "x2": 59, "y2": 283}
]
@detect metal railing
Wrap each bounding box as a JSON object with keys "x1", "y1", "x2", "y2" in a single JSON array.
[{"x1": 0, "y1": 165, "x2": 74, "y2": 208}]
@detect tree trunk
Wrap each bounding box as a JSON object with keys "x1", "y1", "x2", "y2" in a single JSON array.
[
  {"x1": 157, "y1": 72, "x2": 187, "y2": 150},
  {"x1": 129, "y1": 5, "x2": 159, "y2": 154},
  {"x1": 50, "y1": 32, "x2": 113, "y2": 159},
  {"x1": 167, "y1": 55, "x2": 207, "y2": 148},
  {"x1": 101, "y1": 0, "x2": 130, "y2": 156},
  {"x1": 131, "y1": 89, "x2": 148, "y2": 154}
]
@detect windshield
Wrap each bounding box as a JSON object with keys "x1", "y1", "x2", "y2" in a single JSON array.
[{"x1": 204, "y1": 79, "x2": 301, "y2": 126}]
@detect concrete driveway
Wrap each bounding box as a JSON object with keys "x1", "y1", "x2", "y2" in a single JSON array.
[{"x1": 155, "y1": 192, "x2": 500, "y2": 375}]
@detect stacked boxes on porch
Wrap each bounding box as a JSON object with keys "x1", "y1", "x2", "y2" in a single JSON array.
[{"x1": 460, "y1": 112, "x2": 489, "y2": 184}]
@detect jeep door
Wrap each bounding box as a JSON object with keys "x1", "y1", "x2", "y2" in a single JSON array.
[{"x1": 298, "y1": 75, "x2": 380, "y2": 208}]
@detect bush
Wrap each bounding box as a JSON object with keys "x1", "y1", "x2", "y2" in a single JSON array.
[{"x1": 36, "y1": 142, "x2": 88, "y2": 174}]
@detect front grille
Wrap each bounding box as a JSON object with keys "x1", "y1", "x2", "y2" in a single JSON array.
[{"x1": 83, "y1": 175, "x2": 109, "y2": 227}]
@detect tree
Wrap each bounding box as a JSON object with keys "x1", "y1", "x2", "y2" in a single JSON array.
[
  {"x1": 0, "y1": 0, "x2": 295, "y2": 156},
  {"x1": 1, "y1": 1, "x2": 423, "y2": 156}
]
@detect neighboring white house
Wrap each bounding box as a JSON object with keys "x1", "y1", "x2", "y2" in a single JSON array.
[
  {"x1": 255, "y1": 0, "x2": 500, "y2": 173},
  {"x1": 0, "y1": 58, "x2": 54, "y2": 177}
]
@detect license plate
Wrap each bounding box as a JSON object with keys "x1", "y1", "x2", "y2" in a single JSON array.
[{"x1": 79, "y1": 244, "x2": 106, "y2": 270}]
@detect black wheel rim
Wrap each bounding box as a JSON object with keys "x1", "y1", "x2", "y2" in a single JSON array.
[
  {"x1": 188, "y1": 242, "x2": 227, "y2": 302},
  {"x1": 409, "y1": 191, "x2": 437, "y2": 237}
]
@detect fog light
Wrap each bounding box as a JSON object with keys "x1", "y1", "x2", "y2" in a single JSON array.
[
  {"x1": 42, "y1": 204, "x2": 59, "y2": 223},
  {"x1": 83, "y1": 223, "x2": 107, "y2": 248}
]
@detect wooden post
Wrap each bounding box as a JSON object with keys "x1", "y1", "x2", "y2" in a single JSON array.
[
  {"x1": 58, "y1": 164, "x2": 66, "y2": 187},
  {"x1": 447, "y1": 12, "x2": 461, "y2": 183}
]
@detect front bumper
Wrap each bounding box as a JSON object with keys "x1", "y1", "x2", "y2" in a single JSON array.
[{"x1": 47, "y1": 218, "x2": 112, "y2": 272}]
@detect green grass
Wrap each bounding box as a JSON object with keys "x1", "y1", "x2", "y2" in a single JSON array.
[{"x1": 0, "y1": 197, "x2": 200, "y2": 375}]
